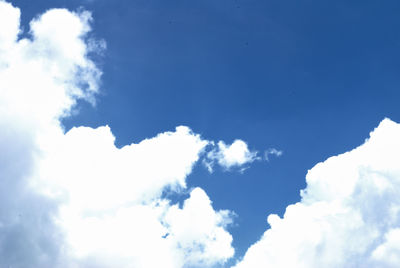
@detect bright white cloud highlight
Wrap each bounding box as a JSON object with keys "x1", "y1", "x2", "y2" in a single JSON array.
[
  {"x1": 205, "y1": 140, "x2": 259, "y2": 172},
  {"x1": 35, "y1": 125, "x2": 235, "y2": 267},
  {"x1": 234, "y1": 118, "x2": 400, "y2": 268},
  {"x1": 0, "y1": 1, "x2": 236, "y2": 267},
  {"x1": 37, "y1": 125, "x2": 208, "y2": 209},
  {"x1": 164, "y1": 188, "x2": 235, "y2": 267}
]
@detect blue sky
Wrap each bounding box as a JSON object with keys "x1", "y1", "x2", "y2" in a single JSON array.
[{"x1": 3, "y1": 0, "x2": 400, "y2": 267}]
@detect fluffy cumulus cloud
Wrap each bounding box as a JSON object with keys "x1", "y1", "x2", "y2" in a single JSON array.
[
  {"x1": 0, "y1": 1, "x2": 101, "y2": 267},
  {"x1": 234, "y1": 118, "x2": 400, "y2": 268},
  {"x1": 0, "y1": 1, "x2": 236, "y2": 267},
  {"x1": 205, "y1": 140, "x2": 259, "y2": 172}
]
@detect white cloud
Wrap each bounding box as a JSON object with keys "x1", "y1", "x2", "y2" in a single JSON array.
[
  {"x1": 205, "y1": 140, "x2": 259, "y2": 172},
  {"x1": 0, "y1": 1, "x2": 236, "y2": 267},
  {"x1": 233, "y1": 118, "x2": 400, "y2": 268},
  {"x1": 58, "y1": 186, "x2": 234, "y2": 268},
  {"x1": 264, "y1": 148, "x2": 283, "y2": 161},
  {"x1": 0, "y1": 1, "x2": 101, "y2": 267},
  {"x1": 36, "y1": 125, "x2": 209, "y2": 209},
  {"x1": 164, "y1": 187, "x2": 235, "y2": 267},
  {"x1": 34, "y1": 125, "x2": 235, "y2": 267}
]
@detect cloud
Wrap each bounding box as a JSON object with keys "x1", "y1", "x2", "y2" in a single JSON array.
[
  {"x1": 164, "y1": 188, "x2": 235, "y2": 267},
  {"x1": 264, "y1": 148, "x2": 283, "y2": 161},
  {"x1": 0, "y1": 1, "x2": 101, "y2": 267},
  {"x1": 233, "y1": 118, "x2": 400, "y2": 268},
  {"x1": 205, "y1": 140, "x2": 259, "y2": 172},
  {"x1": 36, "y1": 125, "x2": 209, "y2": 209},
  {"x1": 34, "y1": 125, "x2": 235, "y2": 267},
  {"x1": 0, "y1": 1, "x2": 237, "y2": 267}
]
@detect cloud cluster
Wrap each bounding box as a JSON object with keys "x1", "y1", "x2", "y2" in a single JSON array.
[
  {"x1": 0, "y1": 1, "x2": 238, "y2": 267},
  {"x1": 234, "y1": 118, "x2": 400, "y2": 268}
]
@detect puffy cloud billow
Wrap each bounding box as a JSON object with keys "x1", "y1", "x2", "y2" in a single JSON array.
[
  {"x1": 204, "y1": 140, "x2": 259, "y2": 172},
  {"x1": 234, "y1": 119, "x2": 400, "y2": 268}
]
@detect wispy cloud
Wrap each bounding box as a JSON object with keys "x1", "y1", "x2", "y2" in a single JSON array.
[{"x1": 264, "y1": 148, "x2": 283, "y2": 161}]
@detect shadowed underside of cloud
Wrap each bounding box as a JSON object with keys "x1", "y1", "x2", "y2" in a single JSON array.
[{"x1": 3, "y1": 1, "x2": 400, "y2": 268}]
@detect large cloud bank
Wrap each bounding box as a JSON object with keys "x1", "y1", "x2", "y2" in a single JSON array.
[
  {"x1": 0, "y1": 1, "x2": 241, "y2": 267},
  {"x1": 234, "y1": 118, "x2": 400, "y2": 268}
]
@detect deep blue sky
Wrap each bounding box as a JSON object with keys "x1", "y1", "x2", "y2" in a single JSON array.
[{"x1": 14, "y1": 0, "x2": 400, "y2": 263}]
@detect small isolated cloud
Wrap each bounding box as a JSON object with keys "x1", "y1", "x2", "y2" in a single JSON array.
[
  {"x1": 264, "y1": 148, "x2": 283, "y2": 161},
  {"x1": 233, "y1": 118, "x2": 400, "y2": 268},
  {"x1": 204, "y1": 140, "x2": 259, "y2": 172}
]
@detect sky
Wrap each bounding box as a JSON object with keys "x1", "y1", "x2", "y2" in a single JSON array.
[{"x1": 3, "y1": 0, "x2": 400, "y2": 267}]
